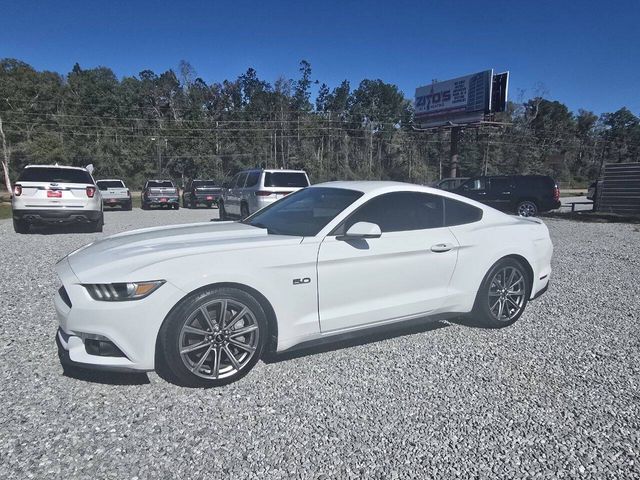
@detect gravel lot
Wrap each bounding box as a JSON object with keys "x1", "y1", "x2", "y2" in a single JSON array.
[{"x1": 0, "y1": 208, "x2": 638, "y2": 479}]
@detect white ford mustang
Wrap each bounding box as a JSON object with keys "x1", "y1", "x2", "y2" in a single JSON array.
[{"x1": 55, "y1": 181, "x2": 553, "y2": 387}]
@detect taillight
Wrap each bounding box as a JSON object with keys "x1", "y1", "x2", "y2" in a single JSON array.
[
  {"x1": 13, "y1": 185, "x2": 22, "y2": 197},
  {"x1": 127, "y1": 190, "x2": 131, "y2": 197},
  {"x1": 255, "y1": 191, "x2": 273, "y2": 196},
  {"x1": 86, "y1": 186, "x2": 96, "y2": 198},
  {"x1": 553, "y1": 185, "x2": 560, "y2": 201}
]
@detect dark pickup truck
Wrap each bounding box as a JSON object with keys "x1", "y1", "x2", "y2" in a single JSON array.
[
  {"x1": 182, "y1": 179, "x2": 222, "y2": 209},
  {"x1": 141, "y1": 179, "x2": 180, "y2": 210}
]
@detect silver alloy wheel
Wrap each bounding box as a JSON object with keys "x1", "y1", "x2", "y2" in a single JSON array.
[
  {"x1": 179, "y1": 299, "x2": 259, "y2": 379},
  {"x1": 517, "y1": 201, "x2": 537, "y2": 217},
  {"x1": 488, "y1": 266, "x2": 526, "y2": 322}
]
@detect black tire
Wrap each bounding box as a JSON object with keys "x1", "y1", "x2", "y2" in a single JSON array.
[
  {"x1": 183, "y1": 197, "x2": 191, "y2": 209},
  {"x1": 91, "y1": 214, "x2": 104, "y2": 233},
  {"x1": 173, "y1": 203, "x2": 180, "y2": 210},
  {"x1": 156, "y1": 287, "x2": 268, "y2": 388},
  {"x1": 141, "y1": 202, "x2": 149, "y2": 210},
  {"x1": 240, "y1": 202, "x2": 250, "y2": 220},
  {"x1": 471, "y1": 257, "x2": 530, "y2": 328},
  {"x1": 124, "y1": 201, "x2": 132, "y2": 211},
  {"x1": 219, "y1": 201, "x2": 228, "y2": 220},
  {"x1": 206, "y1": 202, "x2": 212, "y2": 209},
  {"x1": 516, "y1": 200, "x2": 538, "y2": 217},
  {"x1": 13, "y1": 218, "x2": 29, "y2": 234}
]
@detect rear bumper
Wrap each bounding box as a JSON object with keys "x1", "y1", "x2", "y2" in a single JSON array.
[
  {"x1": 103, "y1": 198, "x2": 130, "y2": 206},
  {"x1": 13, "y1": 209, "x2": 102, "y2": 224},
  {"x1": 193, "y1": 194, "x2": 220, "y2": 203},
  {"x1": 144, "y1": 197, "x2": 179, "y2": 205},
  {"x1": 539, "y1": 200, "x2": 562, "y2": 212}
]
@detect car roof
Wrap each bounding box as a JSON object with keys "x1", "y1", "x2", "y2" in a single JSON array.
[
  {"x1": 239, "y1": 169, "x2": 307, "y2": 173},
  {"x1": 146, "y1": 179, "x2": 174, "y2": 182},
  {"x1": 97, "y1": 178, "x2": 125, "y2": 182},
  {"x1": 24, "y1": 164, "x2": 88, "y2": 171},
  {"x1": 314, "y1": 180, "x2": 433, "y2": 194}
]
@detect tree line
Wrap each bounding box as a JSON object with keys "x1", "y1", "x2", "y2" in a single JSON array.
[{"x1": 1, "y1": 58, "x2": 639, "y2": 190}]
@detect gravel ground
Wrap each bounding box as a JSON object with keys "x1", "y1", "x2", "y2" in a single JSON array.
[{"x1": 0, "y1": 208, "x2": 638, "y2": 479}]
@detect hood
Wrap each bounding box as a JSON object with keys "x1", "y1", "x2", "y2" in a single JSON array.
[{"x1": 65, "y1": 221, "x2": 299, "y2": 282}]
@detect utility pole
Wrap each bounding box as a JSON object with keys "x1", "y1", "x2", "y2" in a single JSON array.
[{"x1": 449, "y1": 126, "x2": 461, "y2": 178}]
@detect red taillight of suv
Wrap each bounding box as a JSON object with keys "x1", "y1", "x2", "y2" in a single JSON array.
[
  {"x1": 553, "y1": 185, "x2": 560, "y2": 202},
  {"x1": 255, "y1": 191, "x2": 273, "y2": 197},
  {"x1": 13, "y1": 185, "x2": 22, "y2": 197},
  {"x1": 86, "y1": 186, "x2": 96, "y2": 198}
]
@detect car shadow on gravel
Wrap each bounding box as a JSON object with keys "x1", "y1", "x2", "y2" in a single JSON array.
[
  {"x1": 62, "y1": 366, "x2": 150, "y2": 386},
  {"x1": 263, "y1": 316, "x2": 451, "y2": 363}
]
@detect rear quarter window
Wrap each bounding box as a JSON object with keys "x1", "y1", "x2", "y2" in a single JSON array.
[
  {"x1": 444, "y1": 198, "x2": 483, "y2": 226},
  {"x1": 18, "y1": 167, "x2": 94, "y2": 184}
]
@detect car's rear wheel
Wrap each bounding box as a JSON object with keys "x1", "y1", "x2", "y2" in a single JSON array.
[
  {"x1": 89, "y1": 214, "x2": 103, "y2": 233},
  {"x1": 13, "y1": 218, "x2": 29, "y2": 234},
  {"x1": 141, "y1": 202, "x2": 149, "y2": 210},
  {"x1": 219, "y1": 201, "x2": 227, "y2": 220},
  {"x1": 124, "y1": 201, "x2": 132, "y2": 211},
  {"x1": 240, "y1": 203, "x2": 250, "y2": 220},
  {"x1": 157, "y1": 287, "x2": 267, "y2": 387},
  {"x1": 516, "y1": 200, "x2": 538, "y2": 217},
  {"x1": 472, "y1": 258, "x2": 530, "y2": 328}
]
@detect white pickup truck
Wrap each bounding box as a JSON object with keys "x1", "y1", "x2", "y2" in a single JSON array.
[{"x1": 96, "y1": 179, "x2": 132, "y2": 210}]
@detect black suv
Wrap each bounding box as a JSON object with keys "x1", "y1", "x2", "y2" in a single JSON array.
[
  {"x1": 453, "y1": 175, "x2": 560, "y2": 217},
  {"x1": 182, "y1": 179, "x2": 222, "y2": 209}
]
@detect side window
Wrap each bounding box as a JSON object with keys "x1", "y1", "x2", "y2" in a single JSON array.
[
  {"x1": 340, "y1": 192, "x2": 444, "y2": 234},
  {"x1": 489, "y1": 178, "x2": 512, "y2": 192},
  {"x1": 245, "y1": 171, "x2": 260, "y2": 188},
  {"x1": 444, "y1": 198, "x2": 483, "y2": 226},
  {"x1": 235, "y1": 172, "x2": 247, "y2": 188},
  {"x1": 462, "y1": 178, "x2": 486, "y2": 191}
]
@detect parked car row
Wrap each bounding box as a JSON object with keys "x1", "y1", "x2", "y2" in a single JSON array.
[{"x1": 10, "y1": 164, "x2": 561, "y2": 234}]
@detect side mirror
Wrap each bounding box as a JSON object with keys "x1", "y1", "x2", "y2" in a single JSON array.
[{"x1": 337, "y1": 221, "x2": 382, "y2": 240}]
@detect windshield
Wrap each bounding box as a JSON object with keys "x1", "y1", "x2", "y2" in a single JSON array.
[
  {"x1": 97, "y1": 180, "x2": 125, "y2": 190},
  {"x1": 193, "y1": 181, "x2": 218, "y2": 188},
  {"x1": 18, "y1": 167, "x2": 94, "y2": 184},
  {"x1": 243, "y1": 187, "x2": 363, "y2": 236},
  {"x1": 147, "y1": 180, "x2": 174, "y2": 188},
  {"x1": 264, "y1": 171, "x2": 309, "y2": 188}
]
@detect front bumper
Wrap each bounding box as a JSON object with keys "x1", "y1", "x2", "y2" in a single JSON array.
[
  {"x1": 54, "y1": 258, "x2": 185, "y2": 371},
  {"x1": 13, "y1": 209, "x2": 102, "y2": 224}
]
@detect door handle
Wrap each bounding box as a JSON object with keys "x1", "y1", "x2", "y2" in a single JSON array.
[{"x1": 431, "y1": 243, "x2": 454, "y2": 253}]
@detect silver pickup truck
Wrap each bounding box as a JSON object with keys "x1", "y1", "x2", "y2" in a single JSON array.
[
  {"x1": 96, "y1": 179, "x2": 132, "y2": 210},
  {"x1": 142, "y1": 179, "x2": 180, "y2": 210}
]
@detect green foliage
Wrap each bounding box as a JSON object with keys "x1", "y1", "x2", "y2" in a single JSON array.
[{"x1": 0, "y1": 58, "x2": 638, "y2": 190}]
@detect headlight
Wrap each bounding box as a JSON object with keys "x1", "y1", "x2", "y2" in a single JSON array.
[{"x1": 83, "y1": 281, "x2": 165, "y2": 301}]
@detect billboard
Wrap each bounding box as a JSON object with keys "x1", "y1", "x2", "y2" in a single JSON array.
[{"x1": 414, "y1": 70, "x2": 501, "y2": 128}]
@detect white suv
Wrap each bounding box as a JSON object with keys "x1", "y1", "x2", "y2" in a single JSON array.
[
  {"x1": 219, "y1": 168, "x2": 310, "y2": 219},
  {"x1": 12, "y1": 165, "x2": 103, "y2": 234}
]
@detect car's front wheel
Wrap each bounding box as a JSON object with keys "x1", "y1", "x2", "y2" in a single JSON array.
[
  {"x1": 472, "y1": 258, "x2": 530, "y2": 328},
  {"x1": 157, "y1": 287, "x2": 267, "y2": 387}
]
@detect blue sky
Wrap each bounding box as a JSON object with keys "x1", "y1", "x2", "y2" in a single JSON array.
[{"x1": 0, "y1": 0, "x2": 638, "y2": 115}]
